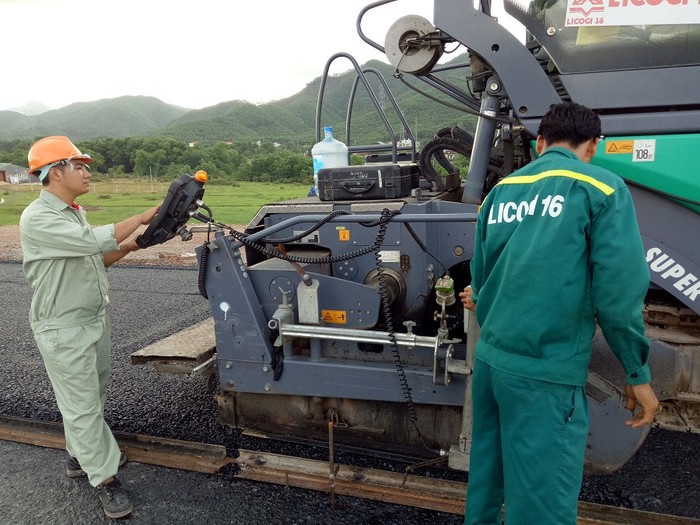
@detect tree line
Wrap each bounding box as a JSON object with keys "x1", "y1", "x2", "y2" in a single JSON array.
[
  {"x1": 0, "y1": 137, "x2": 317, "y2": 185},
  {"x1": 0, "y1": 136, "x2": 473, "y2": 187}
]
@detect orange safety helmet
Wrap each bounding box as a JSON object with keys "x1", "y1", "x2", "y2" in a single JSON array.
[{"x1": 28, "y1": 136, "x2": 93, "y2": 180}]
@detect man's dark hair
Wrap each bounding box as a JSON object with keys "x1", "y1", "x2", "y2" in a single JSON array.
[{"x1": 537, "y1": 102, "x2": 601, "y2": 147}]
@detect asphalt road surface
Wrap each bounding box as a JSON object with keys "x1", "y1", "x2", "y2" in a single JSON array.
[
  {"x1": 0, "y1": 261, "x2": 463, "y2": 524},
  {"x1": 0, "y1": 261, "x2": 698, "y2": 524}
]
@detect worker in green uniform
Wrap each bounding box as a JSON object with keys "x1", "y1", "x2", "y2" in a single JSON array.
[
  {"x1": 20, "y1": 136, "x2": 161, "y2": 519},
  {"x1": 459, "y1": 103, "x2": 658, "y2": 525}
]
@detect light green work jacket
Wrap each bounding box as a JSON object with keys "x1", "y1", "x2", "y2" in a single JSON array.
[{"x1": 20, "y1": 190, "x2": 119, "y2": 333}]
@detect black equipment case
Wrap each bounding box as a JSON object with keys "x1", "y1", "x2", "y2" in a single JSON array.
[{"x1": 317, "y1": 163, "x2": 420, "y2": 201}]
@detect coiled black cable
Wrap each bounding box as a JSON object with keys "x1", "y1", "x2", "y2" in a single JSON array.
[
  {"x1": 192, "y1": 209, "x2": 395, "y2": 272},
  {"x1": 197, "y1": 244, "x2": 209, "y2": 299},
  {"x1": 196, "y1": 223, "x2": 220, "y2": 300},
  {"x1": 374, "y1": 211, "x2": 415, "y2": 414},
  {"x1": 227, "y1": 209, "x2": 410, "y2": 265},
  {"x1": 419, "y1": 127, "x2": 475, "y2": 191},
  {"x1": 260, "y1": 210, "x2": 352, "y2": 244},
  {"x1": 229, "y1": 228, "x2": 381, "y2": 265},
  {"x1": 372, "y1": 209, "x2": 434, "y2": 451}
]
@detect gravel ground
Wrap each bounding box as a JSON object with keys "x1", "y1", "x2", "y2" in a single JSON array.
[
  {"x1": 0, "y1": 225, "x2": 698, "y2": 523},
  {"x1": 0, "y1": 255, "x2": 464, "y2": 525}
]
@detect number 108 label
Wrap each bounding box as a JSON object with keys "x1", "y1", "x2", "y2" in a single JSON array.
[{"x1": 633, "y1": 139, "x2": 656, "y2": 162}]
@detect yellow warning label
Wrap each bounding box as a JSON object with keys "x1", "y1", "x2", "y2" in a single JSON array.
[
  {"x1": 605, "y1": 140, "x2": 634, "y2": 154},
  {"x1": 338, "y1": 229, "x2": 350, "y2": 241},
  {"x1": 322, "y1": 310, "x2": 347, "y2": 324}
]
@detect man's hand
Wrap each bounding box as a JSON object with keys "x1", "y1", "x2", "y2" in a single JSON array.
[
  {"x1": 140, "y1": 204, "x2": 161, "y2": 225},
  {"x1": 115, "y1": 204, "x2": 162, "y2": 245},
  {"x1": 459, "y1": 286, "x2": 476, "y2": 312},
  {"x1": 624, "y1": 383, "x2": 659, "y2": 428}
]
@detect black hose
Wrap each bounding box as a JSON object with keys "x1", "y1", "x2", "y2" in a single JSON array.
[
  {"x1": 404, "y1": 222, "x2": 446, "y2": 276},
  {"x1": 228, "y1": 210, "x2": 406, "y2": 265},
  {"x1": 230, "y1": 229, "x2": 380, "y2": 264},
  {"x1": 419, "y1": 127, "x2": 475, "y2": 191},
  {"x1": 261, "y1": 210, "x2": 352, "y2": 244}
]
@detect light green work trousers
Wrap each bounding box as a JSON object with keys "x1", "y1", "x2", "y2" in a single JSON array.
[
  {"x1": 34, "y1": 316, "x2": 122, "y2": 487},
  {"x1": 465, "y1": 358, "x2": 589, "y2": 525}
]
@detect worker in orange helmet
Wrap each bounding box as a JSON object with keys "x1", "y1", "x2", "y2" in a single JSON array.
[{"x1": 20, "y1": 136, "x2": 161, "y2": 519}]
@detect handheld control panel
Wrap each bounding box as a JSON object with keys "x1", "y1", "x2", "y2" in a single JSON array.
[{"x1": 136, "y1": 172, "x2": 208, "y2": 249}]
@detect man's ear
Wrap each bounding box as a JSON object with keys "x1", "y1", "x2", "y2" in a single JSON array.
[
  {"x1": 585, "y1": 138, "x2": 599, "y2": 162},
  {"x1": 535, "y1": 135, "x2": 546, "y2": 155},
  {"x1": 48, "y1": 166, "x2": 62, "y2": 182}
]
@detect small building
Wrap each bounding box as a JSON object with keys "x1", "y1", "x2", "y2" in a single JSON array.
[{"x1": 0, "y1": 163, "x2": 36, "y2": 184}]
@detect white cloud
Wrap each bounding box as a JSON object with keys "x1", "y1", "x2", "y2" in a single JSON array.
[{"x1": 2, "y1": 0, "x2": 522, "y2": 111}]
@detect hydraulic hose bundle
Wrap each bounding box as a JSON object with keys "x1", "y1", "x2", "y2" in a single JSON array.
[{"x1": 418, "y1": 127, "x2": 474, "y2": 192}]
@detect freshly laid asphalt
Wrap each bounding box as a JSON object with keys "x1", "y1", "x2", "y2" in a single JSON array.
[
  {"x1": 0, "y1": 261, "x2": 463, "y2": 525},
  {"x1": 3, "y1": 439, "x2": 458, "y2": 525},
  {"x1": 0, "y1": 261, "x2": 698, "y2": 524}
]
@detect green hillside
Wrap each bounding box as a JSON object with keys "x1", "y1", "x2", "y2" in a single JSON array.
[
  {"x1": 158, "y1": 54, "x2": 477, "y2": 149},
  {"x1": 0, "y1": 96, "x2": 190, "y2": 141},
  {"x1": 0, "y1": 54, "x2": 477, "y2": 149}
]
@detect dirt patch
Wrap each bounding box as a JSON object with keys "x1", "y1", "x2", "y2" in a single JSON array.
[
  {"x1": 0, "y1": 225, "x2": 24, "y2": 262},
  {"x1": 0, "y1": 224, "x2": 243, "y2": 267}
]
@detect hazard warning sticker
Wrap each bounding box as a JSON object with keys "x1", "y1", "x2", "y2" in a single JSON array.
[
  {"x1": 605, "y1": 140, "x2": 634, "y2": 154},
  {"x1": 604, "y1": 139, "x2": 656, "y2": 162},
  {"x1": 321, "y1": 310, "x2": 347, "y2": 324}
]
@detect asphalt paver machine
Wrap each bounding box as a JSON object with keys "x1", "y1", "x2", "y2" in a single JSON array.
[{"x1": 139, "y1": 0, "x2": 699, "y2": 473}]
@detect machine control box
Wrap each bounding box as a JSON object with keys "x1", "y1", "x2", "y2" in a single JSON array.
[{"x1": 317, "y1": 163, "x2": 420, "y2": 201}]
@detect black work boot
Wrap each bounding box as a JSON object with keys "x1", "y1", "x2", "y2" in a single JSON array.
[
  {"x1": 66, "y1": 452, "x2": 127, "y2": 478},
  {"x1": 97, "y1": 478, "x2": 133, "y2": 519}
]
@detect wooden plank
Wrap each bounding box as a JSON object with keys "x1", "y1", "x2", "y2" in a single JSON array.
[
  {"x1": 130, "y1": 318, "x2": 215, "y2": 366},
  {"x1": 235, "y1": 448, "x2": 467, "y2": 514},
  {"x1": 0, "y1": 415, "x2": 228, "y2": 474},
  {"x1": 2, "y1": 415, "x2": 698, "y2": 524}
]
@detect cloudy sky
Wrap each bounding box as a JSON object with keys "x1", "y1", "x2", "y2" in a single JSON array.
[{"x1": 2, "y1": 0, "x2": 520, "y2": 111}]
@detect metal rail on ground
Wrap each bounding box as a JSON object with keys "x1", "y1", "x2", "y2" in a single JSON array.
[{"x1": 0, "y1": 415, "x2": 696, "y2": 524}]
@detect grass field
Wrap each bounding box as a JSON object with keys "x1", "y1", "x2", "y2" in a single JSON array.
[{"x1": 0, "y1": 179, "x2": 311, "y2": 227}]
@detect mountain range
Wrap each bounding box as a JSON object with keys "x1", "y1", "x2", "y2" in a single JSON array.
[
  {"x1": 9, "y1": 102, "x2": 51, "y2": 116},
  {"x1": 0, "y1": 54, "x2": 476, "y2": 149}
]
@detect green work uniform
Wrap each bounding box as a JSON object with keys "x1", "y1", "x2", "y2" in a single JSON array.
[
  {"x1": 20, "y1": 189, "x2": 123, "y2": 487},
  {"x1": 466, "y1": 148, "x2": 651, "y2": 525}
]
